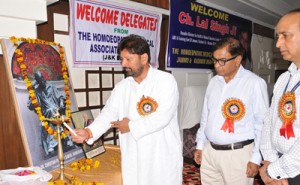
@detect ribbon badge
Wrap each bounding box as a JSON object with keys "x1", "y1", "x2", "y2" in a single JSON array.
[
  {"x1": 278, "y1": 92, "x2": 296, "y2": 139},
  {"x1": 221, "y1": 98, "x2": 245, "y2": 133},
  {"x1": 137, "y1": 95, "x2": 158, "y2": 116}
]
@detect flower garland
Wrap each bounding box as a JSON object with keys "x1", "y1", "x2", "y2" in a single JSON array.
[
  {"x1": 48, "y1": 178, "x2": 104, "y2": 185},
  {"x1": 48, "y1": 158, "x2": 103, "y2": 185},
  {"x1": 9, "y1": 36, "x2": 71, "y2": 139},
  {"x1": 70, "y1": 158, "x2": 100, "y2": 172}
]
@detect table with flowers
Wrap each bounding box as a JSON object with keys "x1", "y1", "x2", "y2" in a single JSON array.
[{"x1": 50, "y1": 145, "x2": 122, "y2": 185}]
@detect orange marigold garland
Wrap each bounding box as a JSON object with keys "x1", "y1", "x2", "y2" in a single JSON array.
[
  {"x1": 9, "y1": 36, "x2": 71, "y2": 139},
  {"x1": 70, "y1": 158, "x2": 100, "y2": 172},
  {"x1": 48, "y1": 178, "x2": 104, "y2": 185},
  {"x1": 48, "y1": 159, "x2": 103, "y2": 185}
]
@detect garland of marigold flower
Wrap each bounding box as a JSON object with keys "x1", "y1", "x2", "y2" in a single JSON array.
[
  {"x1": 9, "y1": 36, "x2": 72, "y2": 139},
  {"x1": 48, "y1": 158, "x2": 103, "y2": 185}
]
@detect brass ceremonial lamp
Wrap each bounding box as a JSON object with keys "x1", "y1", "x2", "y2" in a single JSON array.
[{"x1": 45, "y1": 111, "x2": 71, "y2": 183}]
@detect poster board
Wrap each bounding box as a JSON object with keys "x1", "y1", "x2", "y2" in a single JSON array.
[
  {"x1": 167, "y1": 0, "x2": 252, "y2": 69},
  {"x1": 71, "y1": 110, "x2": 106, "y2": 159},
  {"x1": 0, "y1": 37, "x2": 85, "y2": 172},
  {"x1": 69, "y1": 0, "x2": 162, "y2": 68}
]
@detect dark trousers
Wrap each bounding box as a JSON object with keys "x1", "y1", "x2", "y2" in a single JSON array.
[{"x1": 288, "y1": 174, "x2": 300, "y2": 185}]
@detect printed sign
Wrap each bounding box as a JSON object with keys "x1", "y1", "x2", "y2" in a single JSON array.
[
  {"x1": 167, "y1": 0, "x2": 252, "y2": 69},
  {"x1": 70, "y1": 0, "x2": 162, "y2": 68}
]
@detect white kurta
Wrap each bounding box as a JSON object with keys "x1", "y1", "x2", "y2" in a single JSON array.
[{"x1": 87, "y1": 66, "x2": 183, "y2": 185}]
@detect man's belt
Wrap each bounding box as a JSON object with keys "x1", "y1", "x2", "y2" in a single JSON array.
[{"x1": 210, "y1": 139, "x2": 254, "y2": 150}]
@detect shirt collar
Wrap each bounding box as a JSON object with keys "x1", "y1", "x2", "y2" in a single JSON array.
[
  {"x1": 288, "y1": 63, "x2": 299, "y2": 76},
  {"x1": 143, "y1": 64, "x2": 153, "y2": 82},
  {"x1": 216, "y1": 65, "x2": 245, "y2": 82},
  {"x1": 128, "y1": 64, "x2": 153, "y2": 84},
  {"x1": 234, "y1": 65, "x2": 245, "y2": 78}
]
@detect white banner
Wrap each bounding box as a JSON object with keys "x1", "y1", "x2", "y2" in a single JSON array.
[{"x1": 70, "y1": 0, "x2": 162, "y2": 68}]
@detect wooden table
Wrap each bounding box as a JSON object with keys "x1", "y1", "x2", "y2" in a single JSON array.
[{"x1": 51, "y1": 145, "x2": 122, "y2": 185}]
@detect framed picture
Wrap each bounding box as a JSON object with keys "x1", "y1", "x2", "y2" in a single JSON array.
[
  {"x1": 71, "y1": 110, "x2": 106, "y2": 158},
  {"x1": 0, "y1": 37, "x2": 85, "y2": 172}
]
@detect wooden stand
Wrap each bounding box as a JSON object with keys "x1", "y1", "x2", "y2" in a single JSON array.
[
  {"x1": 0, "y1": 55, "x2": 28, "y2": 169},
  {"x1": 0, "y1": 38, "x2": 83, "y2": 172}
]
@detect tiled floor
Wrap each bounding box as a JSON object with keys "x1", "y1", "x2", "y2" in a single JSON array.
[
  {"x1": 183, "y1": 163, "x2": 201, "y2": 185},
  {"x1": 182, "y1": 163, "x2": 265, "y2": 185}
]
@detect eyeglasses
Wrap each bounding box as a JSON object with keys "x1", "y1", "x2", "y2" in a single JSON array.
[{"x1": 211, "y1": 55, "x2": 238, "y2": 66}]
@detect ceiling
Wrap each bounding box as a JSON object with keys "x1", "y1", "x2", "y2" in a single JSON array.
[
  {"x1": 46, "y1": 0, "x2": 299, "y2": 28},
  {"x1": 198, "y1": 0, "x2": 300, "y2": 28},
  {"x1": 46, "y1": 0, "x2": 59, "y2": 5}
]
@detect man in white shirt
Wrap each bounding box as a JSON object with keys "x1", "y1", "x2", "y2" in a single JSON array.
[
  {"x1": 259, "y1": 8, "x2": 300, "y2": 185},
  {"x1": 194, "y1": 37, "x2": 269, "y2": 185},
  {"x1": 71, "y1": 34, "x2": 183, "y2": 185}
]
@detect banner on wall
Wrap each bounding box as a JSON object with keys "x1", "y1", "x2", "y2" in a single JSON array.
[
  {"x1": 167, "y1": 0, "x2": 252, "y2": 69},
  {"x1": 70, "y1": 0, "x2": 162, "y2": 68}
]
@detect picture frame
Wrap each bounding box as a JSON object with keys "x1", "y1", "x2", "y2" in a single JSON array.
[
  {"x1": 0, "y1": 37, "x2": 85, "y2": 172},
  {"x1": 71, "y1": 110, "x2": 106, "y2": 158}
]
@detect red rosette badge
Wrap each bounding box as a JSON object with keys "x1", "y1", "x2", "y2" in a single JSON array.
[
  {"x1": 137, "y1": 96, "x2": 158, "y2": 116},
  {"x1": 221, "y1": 98, "x2": 245, "y2": 133},
  {"x1": 278, "y1": 92, "x2": 296, "y2": 139}
]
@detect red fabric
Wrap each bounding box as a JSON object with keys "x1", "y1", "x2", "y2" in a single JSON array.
[
  {"x1": 221, "y1": 118, "x2": 234, "y2": 133},
  {"x1": 280, "y1": 121, "x2": 295, "y2": 139},
  {"x1": 12, "y1": 42, "x2": 62, "y2": 81}
]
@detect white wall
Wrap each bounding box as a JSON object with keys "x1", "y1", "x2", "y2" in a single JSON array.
[
  {"x1": 0, "y1": 0, "x2": 47, "y2": 24},
  {"x1": 252, "y1": 34, "x2": 276, "y2": 98},
  {"x1": 0, "y1": 0, "x2": 49, "y2": 54},
  {"x1": 172, "y1": 68, "x2": 213, "y2": 103},
  {"x1": 0, "y1": 0, "x2": 283, "y2": 130}
]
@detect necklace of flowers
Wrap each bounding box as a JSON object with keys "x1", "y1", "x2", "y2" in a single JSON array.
[
  {"x1": 48, "y1": 158, "x2": 102, "y2": 185},
  {"x1": 9, "y1": 36, "x2": 72, "y2": 139}
]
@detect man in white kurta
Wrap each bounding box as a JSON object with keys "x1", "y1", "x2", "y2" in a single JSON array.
[{"x1": 71, "y1": 34, "x2": 183, "y2": 185}]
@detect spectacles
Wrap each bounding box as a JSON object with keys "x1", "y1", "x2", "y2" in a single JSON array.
[{"x1": 211, "y1": 55, "x2": 238, "y2": 66}]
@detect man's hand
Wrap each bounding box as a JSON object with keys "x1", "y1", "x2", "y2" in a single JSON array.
[
  {"x1": 246, "y1": 161, "x2": 259, "y2": 177},
  {"x1": 111, "y1": 118, "x2": 130, "y2": 133},
  {"x1": 266, "y1": 179, "x2": 289, "y2": 185},
  {"x1": 259, "y1": 161, "x2": 289, "y2": 185},
  {"x1": 70, "y1": 128, "x2": 89, "y2": 143},
  {"x1": 194, "y1": 149, "x2": 202, "y2": 165},
  {"x1": 259, "y1": 161, "x2": 274, "y2": 184}
]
